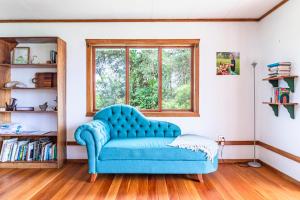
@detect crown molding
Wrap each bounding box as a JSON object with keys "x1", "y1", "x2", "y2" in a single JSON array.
[
  {"x1": 258, "y1": 0, "x2": 289, "y2": 21},
  {"x1": 0, "y1": 18, "x2": 258, "y2": 23},
  {"x1": 0, "y1": 0, "x2": 288, "y2": 23}
]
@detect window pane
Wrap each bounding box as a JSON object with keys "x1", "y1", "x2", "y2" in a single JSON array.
[
  {"x1": 162, "y1": 48, "x2": 192, "y2": 110},
  {"x1": 95, "y1": 48, "x2": 126, "y2": 109},
  {"x1": 129, "y1": 48, "x2": 159, "y2": 110}
]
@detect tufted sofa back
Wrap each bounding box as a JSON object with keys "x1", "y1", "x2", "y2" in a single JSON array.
[{"x1": 94, "y1": 104, "x2": 181, "y2": 139}]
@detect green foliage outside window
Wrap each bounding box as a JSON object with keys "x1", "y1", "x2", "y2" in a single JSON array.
[
  {"x1": 162, "y1": 48, "x2": 191, "y2": 109},
  {"x1": 129, "y1": 48, "x2": 158, "y2": 109},
  {"x1": 95, "y1": 48, "x2": 126, "y2": 109},
  {"x1": 95, "y1": 47, "x2": 192, "y2": 111}
]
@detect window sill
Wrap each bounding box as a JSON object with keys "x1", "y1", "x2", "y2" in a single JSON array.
[{"x1": 86, "y1": 111, "x2": 199, "y2": 117}]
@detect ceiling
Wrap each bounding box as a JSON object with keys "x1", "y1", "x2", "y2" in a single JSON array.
[{"x1": 0, "y1": 0, "x2": 284, "y2": 20}]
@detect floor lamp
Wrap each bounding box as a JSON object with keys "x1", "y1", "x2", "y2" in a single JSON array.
[{"x1": 248, "y1": 62, "x2": 262, "y2": 168}]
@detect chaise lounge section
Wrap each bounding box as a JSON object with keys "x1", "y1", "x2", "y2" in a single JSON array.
[{"x1": 75, "y1": 104, "x2": 218, "y2": 182}]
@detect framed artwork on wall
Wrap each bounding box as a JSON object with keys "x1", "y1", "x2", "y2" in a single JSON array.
[
  {"x1": 216, "y1": 52, "x2": 240, "y2": 75},
  {"x1": 12, "y1": 47, "x2": 30, "y2": 64}
]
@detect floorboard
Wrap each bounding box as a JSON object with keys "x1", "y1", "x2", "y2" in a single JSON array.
[{"x1": 0, "y1": 163, "x2": 299, "y2": 200}]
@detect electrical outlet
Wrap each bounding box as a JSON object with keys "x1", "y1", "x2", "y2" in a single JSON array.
[{"x1": 218, "y1": 136, "x2": 225, "y2": 146}]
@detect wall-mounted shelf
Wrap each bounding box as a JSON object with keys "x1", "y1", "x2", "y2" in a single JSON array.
[
  {"x1": 263, "y1": 75, "x2": 298, "y2": 92},
  {"x1": 262, "y1": 102, "x2": 298, "y2": 119}
]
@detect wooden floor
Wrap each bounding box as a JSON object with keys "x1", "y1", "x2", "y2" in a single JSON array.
[{"x1": 0, "y1": 163, "x2": 299, "y2": 200}]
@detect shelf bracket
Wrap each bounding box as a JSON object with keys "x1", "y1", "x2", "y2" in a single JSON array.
[
  {"x1": 283, "y1": 78, "x2": 295, "y2": 93},
  {"x1": 268, "y1": 104, "x2": 279, "y2": 117},
  {"x1": 283, "y1": 105, "x2": 295, "y2": 119},
  {"x1": 268, "y1": 80, "x2": 278, "y2": 88}
]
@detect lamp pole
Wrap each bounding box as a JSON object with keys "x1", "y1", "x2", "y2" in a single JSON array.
[{"x1": 248, "y1": 62, "x2": 262, "y2": 168}]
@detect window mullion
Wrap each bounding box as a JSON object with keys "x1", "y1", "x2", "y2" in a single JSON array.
[
  {"x1": 158, "y1": 47, "x2": 162, "y2": 111},
  {"x1": 126, "y1": 47, "x2": 130, "y2": 104}
]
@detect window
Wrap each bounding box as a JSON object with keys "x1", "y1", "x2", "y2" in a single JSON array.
[{"x1": 86, "y1": 39, "x2": 199, "y2": 117}]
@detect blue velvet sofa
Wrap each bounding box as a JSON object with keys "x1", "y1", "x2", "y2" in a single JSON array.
[{"x1": 75, "y1": 104, "x2": 218, "y2": 182}]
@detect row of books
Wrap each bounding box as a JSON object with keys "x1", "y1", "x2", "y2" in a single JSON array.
[
  {"x1": 267, "y1": 62, "x2": 291, "y2": 77},
  {"x1": 0, "y1": 137, "x2": 57, "y2": 162},
  {"x1": 272, "y1": 87, "x2": 290, "y2": 104}
]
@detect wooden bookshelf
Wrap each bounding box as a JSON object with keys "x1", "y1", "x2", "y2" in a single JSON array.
[
  {"x1": 0, "y1": 110, "x2": 57, "y2": 113},
  {"x1": 0, "y1": 87, "x2": 56, "y2": 90},
  {"x1": 0, "y1": 63, "x2": 57, "y2": 68},
  {"x1": 0, "y1": 161, "x2": 58, "y2": 169},
  {"x1": 0, "y1": 37, "x2": 66, "y2": 168},
  {"x1": 0, "y1": 131, "x2": 57, "y2": 137}
]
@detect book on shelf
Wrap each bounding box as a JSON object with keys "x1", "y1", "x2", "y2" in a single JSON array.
[
  {"x1": 272, "y1": 87, "x2": 290, "y2": 104},
  {"x1": 267, "y1": 62, "x2": 292, "y2": 78},
  {"x1": 0, "y1": 137, "x2": 57, "y2": 162},
  {"x1": 267, "y1": 62, "x2": 292, "y2": 68}
]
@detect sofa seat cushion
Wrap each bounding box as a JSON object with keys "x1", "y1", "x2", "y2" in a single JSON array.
[{"x1": 100, "y1": 137, "x2": 208, "y2": 161}]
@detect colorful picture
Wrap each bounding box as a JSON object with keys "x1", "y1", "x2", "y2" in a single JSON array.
[
  {"x1": 13, "y1": 47, "x2": 30, "y2": 64},
  {"x1": 216, "y1": 52, "x2": 240, "y2": 75}
]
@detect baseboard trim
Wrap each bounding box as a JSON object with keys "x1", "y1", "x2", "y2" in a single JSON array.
[
  {"x1": 218, "y1": 159, "x2": 252, "y2": 164},
  {"x1": 66, "y1": 159, "x2": 251, "y2": 164},
  {"x1": 67, "y1": 140, "x2": 253, "y2": 146},
  {"x1": 259, "y1": 160, "x2": 300, "y2": 185},
  {"x1": 67, "y1": 159, "x2": 87, "y2": 163},
  {"x1": 67, "y1": 140, "x2": 300, "y2": 164}
]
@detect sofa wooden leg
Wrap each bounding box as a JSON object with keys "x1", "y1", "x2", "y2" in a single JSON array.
[
  {"x1": 197, "y1": 174, "x2": 204, "y2": 183},
  {"x1": 186, "y1": 174, "x2": 204, "y2": 183},
  {"x1": 89, "y1": 174, "x2": 97, "y2": 183}
]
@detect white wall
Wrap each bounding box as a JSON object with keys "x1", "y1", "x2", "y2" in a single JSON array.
[
  {"x1": 0, "y1": 22, "x2": 259, "y2": 160},
  {"x1": 257, "y1": 0, "x2": 300, "y2": 181}
]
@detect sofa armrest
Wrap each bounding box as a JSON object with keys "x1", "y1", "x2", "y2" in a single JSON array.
[{"x1": 74, "y1": 120, "x2": 110, "y2": 173}]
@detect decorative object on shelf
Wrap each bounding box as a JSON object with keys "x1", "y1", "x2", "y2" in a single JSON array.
[
  {"x1": 4, "y1": 81, "x2": 27, "y2": 89},
  {"x1": 248, "y1": 62, "x2": 261, "y2": 168},
  {"x1": 5, "y1": 98, "x2": 17, "y2": 111},
  {"x1": 15, "y1": 107, "x2": 34, "y2": 111},
  {"x1": 216, "y1": 52, "x2": 240, "y2": 75},
  {"x1": 39, "y1": 102, "x2": 48, "y2": 111},
  {"x1": 32, "y1": 72, "x2": 57, "y2": 88},
  {"x1": 30, "y1": 55, "x2": 40, "y2": 64},
  {"x1": 0, "y1": 123, "x2": 23, "y2": 134},
  {"x1": 53, "y1": 97, "x2": 57, "y2": 111},
  {"x1": 279, "y1": 88, "x2": 290, "y2": 103},
  {"x1": 12, "y1": 47, "x2": 30, "y2": 64},
  {"x1": 50, "y1": 50, "x2": 57, "y2": 64}
]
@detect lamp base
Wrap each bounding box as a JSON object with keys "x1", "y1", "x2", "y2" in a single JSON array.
[{"x1": 248, "y1": 160, "x2": 262, "y2": 168}]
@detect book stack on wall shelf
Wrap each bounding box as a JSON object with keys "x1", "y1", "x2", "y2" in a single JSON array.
[
  {"x1": 0, "y1": 37, "x2": 66, "y2": 168},
  {"x1": 262, "y1": 62, "x2": 298, "y2": 119}
]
